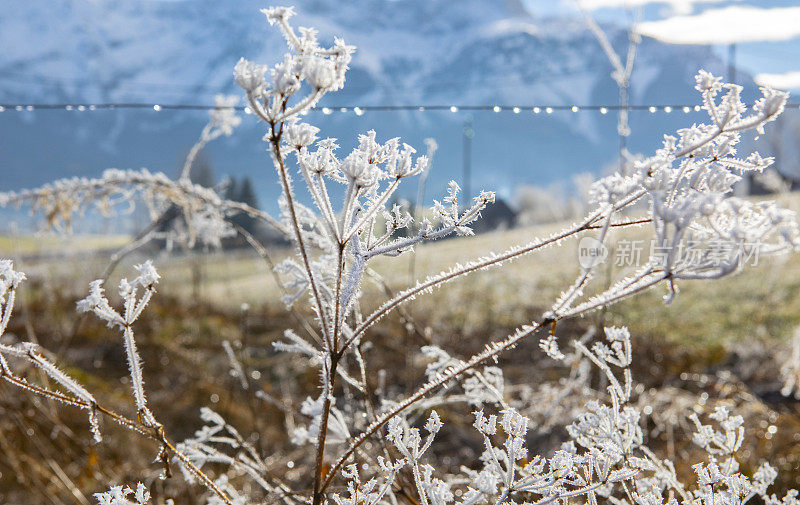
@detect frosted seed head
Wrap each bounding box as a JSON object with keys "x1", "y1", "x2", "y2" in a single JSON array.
[
  {"x1": 0, "y1": 260, "x2": 25, "y2": 289},
  {"x1": 271, "y1": 55, "x2": 301, "y2": 95},
  {"x1": 695, "y1": 70, "x2": 723, "y2": 94},
  {"x1": 233, "y1": 58, "x2": 267, "y2": 93},
  {"x1": 425, "y1": 410, "x2": 443, "y2": 434},
  {"x1": 261, "y1": 6, "x2": 295, "y2": 25},
  {"x1": 284, "y1": 120, "x2": 320, "y2": 149},
  {"x1": 210, "y1": 95, "x2": 241, "y2": 136},
  {"x1": 134, "y1": 260, "x2": 160, "y2": 287},
  {"x1": 304, "y1": 56, "x2": 337, "y2": 90},
  {"x1": 76, "y1": 280, "x2": 106, "y2": 313}
]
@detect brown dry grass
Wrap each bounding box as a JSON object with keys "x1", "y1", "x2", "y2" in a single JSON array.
[{"x1": 3, "y1": 209, "x2": 800, "y2": 503}]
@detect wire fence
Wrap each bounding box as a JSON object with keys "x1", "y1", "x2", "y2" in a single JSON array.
[{"x1": 2, "y1": 102, "x2": 799, "y2": 114}]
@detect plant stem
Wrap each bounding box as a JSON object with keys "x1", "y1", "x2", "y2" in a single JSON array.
[
  {"x1": 312, "y1": 355, "x2": 339, "y2": 505},
  {"x1": 269, "y1": 123, "x2": 332, "y2": 345}
]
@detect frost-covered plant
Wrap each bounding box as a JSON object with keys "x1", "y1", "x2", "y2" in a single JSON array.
[
  {"x1": 95, "y1": 483, "x2": 151, "y2": 505},
  {"x1": 576, "y1": 0, "x2": 640, "y2": 170},
  {"x1": 1, "y1": 260, "x2": 236, "y2": 502},
  {"x1": 0, "y1": 94, "x2": 278, "y2": 251},
  {"x1": 1, "y1": 5, "x2": 799, "y2": 505}
]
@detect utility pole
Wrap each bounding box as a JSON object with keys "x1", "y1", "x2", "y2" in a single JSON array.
[
  {"x1": 728, "y1": 41, "x2": 750, "y2": 194},
  {"x1": 463, "y1": 115, "x2": 474, "y2": 203}
]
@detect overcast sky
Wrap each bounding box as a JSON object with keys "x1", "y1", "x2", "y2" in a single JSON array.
[{"x1": 522, "y1": 0, "x2": 800, "y2": 89}]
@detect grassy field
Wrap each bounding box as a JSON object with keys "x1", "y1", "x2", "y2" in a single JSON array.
[
  {"x1": 3, "y1": 200, "x2": 800, "y2": 503},
  {"x1": 0, "y1": 233, "x2": 131, "y2": 256},
  {"x1": 374, "y1": 217, "x2": 800, "y2": 349},
  {"x1": 4, "y1": 204, "x2": 799, "y2": 349}
]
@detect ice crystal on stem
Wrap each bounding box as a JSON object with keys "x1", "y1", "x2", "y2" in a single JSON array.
[
  {"x1": 95, "y1": 483, "x2": 150, "y2": 505},
  {"x1": 77, "y1": 261, "x2": 160, "y2": 424}
]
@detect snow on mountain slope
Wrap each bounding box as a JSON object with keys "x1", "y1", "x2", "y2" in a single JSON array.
[{"x1": 0, "y1": 0, "x2": 743, "y2": 210}]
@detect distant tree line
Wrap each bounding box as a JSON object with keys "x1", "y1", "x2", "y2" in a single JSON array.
[{"x1": 151, "y1": 151, "x2": 283, "y2": 250}]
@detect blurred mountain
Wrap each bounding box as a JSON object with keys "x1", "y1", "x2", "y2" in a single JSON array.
[{"x1": 1, "y1": 0, "x2": 752, "y2": 212}]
